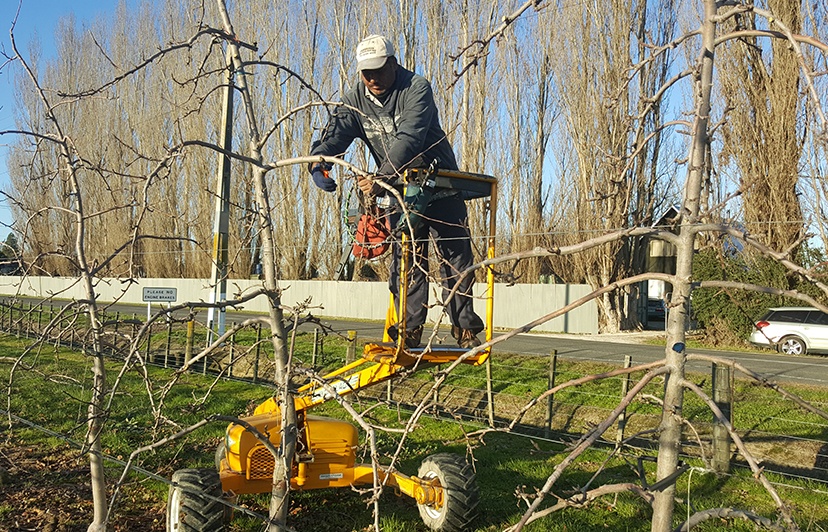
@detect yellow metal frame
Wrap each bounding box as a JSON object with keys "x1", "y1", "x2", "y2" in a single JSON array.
[
  {"x1": 221, "y1": 457, "x2": 444, "y2": 507},
  {"x1": 220, "y1": 170, "x2": 498, "y2": 506},
  {"x1": 382, "y1": 169, "x2": 498, "y2": 360}
]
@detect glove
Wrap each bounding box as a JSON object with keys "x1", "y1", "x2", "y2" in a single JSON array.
[
  {"x1": 310, "y1": 164, "x2": 336, "y2": 192},
  {"x1": 357, "y1": 174, "x2": 382, "y2": 197}
]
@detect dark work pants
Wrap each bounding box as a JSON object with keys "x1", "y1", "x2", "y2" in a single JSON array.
[{"x1": 388, "y1": 194, "x2": 485, "y2": 334}]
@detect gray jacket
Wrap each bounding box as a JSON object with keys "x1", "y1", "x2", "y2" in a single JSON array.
[{"x1": 311, "y1": 66, "x2": 458, "y2": 176}]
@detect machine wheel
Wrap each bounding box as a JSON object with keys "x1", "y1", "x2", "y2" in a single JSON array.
[
  {"x1": 779, "y1": 335, "x2": 806, "y2": 355},
  {"x1": 167, "y1": 468, "x2": 231, "y2": 531},
  {"x1": 416, "y1": 453, "x2": 479, "y2": 532}
]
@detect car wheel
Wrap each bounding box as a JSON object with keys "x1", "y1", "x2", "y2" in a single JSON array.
[
  {"x1": 779, "y1": 335, "x2": 806, "y2": 355},
  {"x1": 416, "y1": 453, "x2": 479, "y2": 532},
  {"x1": 167, "y1": 468, "x2": 231, "y2": 531}
]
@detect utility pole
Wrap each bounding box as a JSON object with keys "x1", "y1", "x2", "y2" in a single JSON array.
[{"x1": 206, "y1": 51, "x2": 234, "y2": 346}]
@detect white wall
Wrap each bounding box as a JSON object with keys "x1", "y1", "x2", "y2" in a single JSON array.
[{"x1": 0, "y1": 276, "x2": 599, "y2": 334}]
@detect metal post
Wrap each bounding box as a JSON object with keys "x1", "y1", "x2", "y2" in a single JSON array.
[
  {"x1": 70, "y1": 309, "x2": 76, "y2": 345},
  {"x1": 206, "y1": 50, "x2": 235, "y2": 345},
  {"x1": 185, "y1": 318, "x2": 194, "y2": 369},
  {"x1": 545, "y1": 350, "x2": 558, "y2": 438},
  {"x1": 165, "y1": 312, "x2": 173, "y2": 368},
  {"x1": 615, "y1": 355, "x2": 633, "y2": 448},
  {"x1": 319, "y1": 333, "x2": 324, "y2": 368},
  {"x1": 712, "y1": 363, "x2": 732, "y2": 473},
  {"x1": 228, "y1": 323, "x2": 235, "y2": 378},
  {"x1": 253, "y1": 323, "x2": 262, "y2": 383},
  {"x1": 312, "y1": 328, "x2": 319, "y2": 367},
  {"x1": 486, "y1": 357, "x2": 495, "y2": 427},
  {"x1": 145, "y1": 322, "x2": 152, "y2": 363},
  {"x1": 346, "y1": 330, "x2": 357, "y2": 363},
  {"x1": 434, "y1": 365, "x2": 441, "y2": 408}
]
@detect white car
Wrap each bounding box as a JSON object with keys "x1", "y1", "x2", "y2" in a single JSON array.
[{"x1": 749, "y1": 307, "x2": 828, "y2": 355}]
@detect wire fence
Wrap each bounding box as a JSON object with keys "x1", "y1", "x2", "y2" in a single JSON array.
[
  {"x1": 376, "y1": 354, "x2": 828, "y2": 486},
  {"x1": 1, "y1": 297, "x2": 827, "y2": 494}
]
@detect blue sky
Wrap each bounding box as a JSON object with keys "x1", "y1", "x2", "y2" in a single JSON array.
[{"x1": 0, "y1": 1, "x2": 128, "y2": 241}]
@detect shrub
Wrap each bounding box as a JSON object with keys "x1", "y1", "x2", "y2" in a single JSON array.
[{"x1": 692, "y1": 246, "x2": 827, "y2": 346}]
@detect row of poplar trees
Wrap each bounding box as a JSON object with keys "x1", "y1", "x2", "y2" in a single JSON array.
[{"x1": 4, "y1": 0, "x2": 825, "y2": 332}]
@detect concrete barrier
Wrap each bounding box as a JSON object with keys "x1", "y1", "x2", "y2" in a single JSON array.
[{"x1": 0, "y1": 276, "x2": 599, "y2": 334}]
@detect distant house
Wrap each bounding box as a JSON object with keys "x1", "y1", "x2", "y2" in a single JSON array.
[
  {"x1": 638, "y1": 206, "x2": 679, "y2": 324},
  {"x1": 647, "y1": 206, "x2": 679, "y2": 301}
]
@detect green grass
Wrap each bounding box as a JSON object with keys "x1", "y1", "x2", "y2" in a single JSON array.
[
  {"x1": 1, "y1": 332, "x2": 827, "y2": 531},
  {"x1": 0, "y1": 504, "x2": 12, "y2": 520}
]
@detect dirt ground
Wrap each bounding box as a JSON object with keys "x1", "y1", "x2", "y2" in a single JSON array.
[
  {"x1": 0, "y1": 440, "x2": 375, "y2": 532},
  {"x1": 0, "y1": 441, "x2": 164, "y2": 532}
]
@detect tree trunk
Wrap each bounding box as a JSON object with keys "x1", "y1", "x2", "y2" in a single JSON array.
[
  {"x1": 215, "y1": 2, "x2": 294, "y2": 529},
  {"x1": 650, "y1": 0, "x2": 715, "y2": 530}
]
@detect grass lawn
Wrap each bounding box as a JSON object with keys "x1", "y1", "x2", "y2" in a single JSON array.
[{"x1": 0, "y1": 332, "x2": 826, "y2": 531}]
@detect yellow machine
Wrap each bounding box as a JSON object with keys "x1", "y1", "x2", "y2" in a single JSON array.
[{"x1": 167, "y1": 171, "x2": 497, "y2": 532}]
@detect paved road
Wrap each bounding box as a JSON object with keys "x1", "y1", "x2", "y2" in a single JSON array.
[
  {"x1": 11, "y1": 297, "x2": 828, "y2": 387},
  {"x1": 499, "y1": 332, "x2": 828, "y2": 387},
  {"x1": 311, "y1": 316, "x2": 828, "y2": 387}
]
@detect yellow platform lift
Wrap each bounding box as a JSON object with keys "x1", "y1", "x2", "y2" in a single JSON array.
[{"x1": 166, "y1": 170, "x2": 498, "y2": 532}]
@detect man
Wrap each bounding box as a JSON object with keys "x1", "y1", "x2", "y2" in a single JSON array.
[{"x1": 309, "y1": 34, "x2": 484, "y2": 349}]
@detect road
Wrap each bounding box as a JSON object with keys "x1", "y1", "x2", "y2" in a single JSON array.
[
  {"x1": 311, "y1": 316, "x2": 828, "y2": 387},
  {"x1": 12, "y1": 297, "x2": 828, "y2": 387}
]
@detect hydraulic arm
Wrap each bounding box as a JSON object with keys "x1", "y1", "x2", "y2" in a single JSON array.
[{"x1": 254, "y1": 340, "x2": 491, "y2": 417}]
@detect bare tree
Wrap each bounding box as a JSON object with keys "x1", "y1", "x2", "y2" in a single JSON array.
[
  {"x1": 445, "y1": 1, "x2": 827, "y2": 531},
  {"x1": 542, "y1": 0, "x2": 676, "y2": 332},
  {"x1": 718, "y1": 0, "x2": 805, "y2": 255},
  {"x1": 3, "y1": 1, "x2": 828, "y2": 531},
  {"x1": 1, "y1": 2, "x2": 292, "y2": 528}
]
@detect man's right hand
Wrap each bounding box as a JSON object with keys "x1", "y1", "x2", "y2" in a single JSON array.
[
  {"x1": 311, "y1": 164, "x2": 336, "y2": 192},
  {"x1": 357, "y1": 174, "x2": 381, "y2": 197}
]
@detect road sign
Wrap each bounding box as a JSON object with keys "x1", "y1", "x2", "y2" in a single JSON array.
[{"x1": 142, "y1": 287, "x2": 177, "y2": 302}]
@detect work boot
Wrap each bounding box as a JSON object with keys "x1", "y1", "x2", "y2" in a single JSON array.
[
  {"x1": 404, "y1": 325, "x2": 423, "y2": 349},
  {"x1": 453, "y1": 327, "x2": 481, "y2": 349},
  {"x1": 451, "y1": 326, "x2": 461, "y2": 342},
  {"x1": 388, "y1": 325, "x2": 423, "y2": 349}
]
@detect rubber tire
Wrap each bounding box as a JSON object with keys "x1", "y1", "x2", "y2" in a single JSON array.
[
  {"x1": 167, "y1": 468, "x2": 230, "y2": 531},
  {"x1": 214, "y1": 443, "x2": 226, "y2": 471},
  {"x1": 779, "y1": 335, "x2": 806, "y2": 355},
  {"x1": 416, "y1": 453, "x2": 479, "y2": 532}
]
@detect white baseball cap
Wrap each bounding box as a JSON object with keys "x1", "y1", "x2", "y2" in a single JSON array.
[{"x1": 356, "y1": 34, "x2": 395, "y2": 71}]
